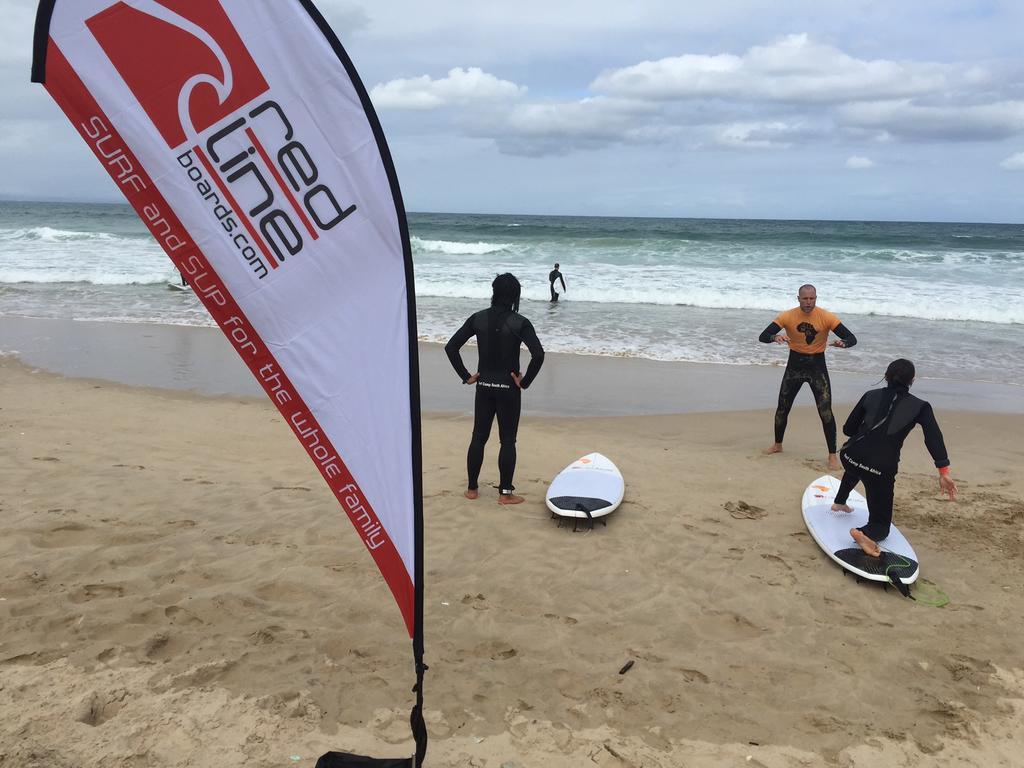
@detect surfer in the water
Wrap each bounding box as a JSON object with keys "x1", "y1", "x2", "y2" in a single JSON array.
[
  {"x1": 445, "y1": 273, "x2": 545, "y2": 504},
  {"x1": 549, "y1": 263, "x2": 566, "y2": 302},
  {"x1": 759, "y1": 284, "x2": 857, "y2": 470},
  {"x1": 831, "y1": 359, "x2": 957, "y2": 557}
]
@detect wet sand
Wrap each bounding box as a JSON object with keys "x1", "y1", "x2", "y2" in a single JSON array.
[{"x1": 1, "y1": 316, "x2": 1022, "y2": 415}]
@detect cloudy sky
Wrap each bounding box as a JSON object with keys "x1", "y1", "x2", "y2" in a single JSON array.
[{"x1": 2, "y1": 0, "x2": 1023, "y2": 222}]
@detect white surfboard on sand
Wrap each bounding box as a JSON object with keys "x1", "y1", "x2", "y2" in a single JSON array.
[
  {"x1": 802, "y1": 474, "x2": 919, "y2": 590},
  {"x1": 546, "y1": 452, "x2": 624, "y2": 529}
]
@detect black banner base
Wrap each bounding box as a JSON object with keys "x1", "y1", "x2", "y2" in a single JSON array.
[{"x1": 315, "y1": 752, "x2": 413, "y2": 768}]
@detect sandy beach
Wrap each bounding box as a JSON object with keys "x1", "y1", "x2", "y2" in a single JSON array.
[{"x1": 2, "y1": 327, "x2": 1023, "y2": 768}]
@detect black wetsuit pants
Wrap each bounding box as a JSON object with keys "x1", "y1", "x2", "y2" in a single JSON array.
[
  {"x1": 773, "y1": 353, "x2": 837, "y2": 453},
  {"x1": 468, "y1": 384, "x2": 522, "y2": 494},
  {"x1": 835, "y1": 451, "x2": 896, "y2": 542}
]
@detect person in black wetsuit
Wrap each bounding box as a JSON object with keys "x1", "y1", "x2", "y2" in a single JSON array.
[
  {"x1": 549, "y1": 263, "x2": 566, "y2": 302},
  {"x1": 759, "y1": 284, "x2": 858, "y2": 470},
  {"x1": 831, "y1": 358, "x2": 958, "y2": 557},
  {"x1": 445, "y1": 273, "x2": 545, "y2": 504}
]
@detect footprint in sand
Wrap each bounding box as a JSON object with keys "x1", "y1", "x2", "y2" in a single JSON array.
[
  {"x1": 76, "y1": 688, "x2": 129, "y2": 726},
  {"x1": 460, "y1": 593, "x2": 488, "y2": 611},
  {"x1": 679, "y1": 667, "x2": 709, "y2": 684},
  {"x1": 143, "y1": 632, "x2": 172, "y2": 659},
  {"x1": 542, "y1": 613, "x2": 578, "y2": 626},
  {"x1": 759, "y1": 554, "x2": 797, "y2": 587},
  {"x1": 164, "y1": 605, "x2": 203, "y2": 627},
  {"x1": 724, "y1": 500, "x2": 768, "y2": 519},
  {"x1": 68, "y1": 583, "x2": 125, "y2": 603}
]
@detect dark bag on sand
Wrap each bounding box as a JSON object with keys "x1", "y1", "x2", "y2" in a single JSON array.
[{"x1": 315, "y1": 753, "x2": 412, "y2": 768}]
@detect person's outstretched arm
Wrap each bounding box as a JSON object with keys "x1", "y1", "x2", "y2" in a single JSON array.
[
  {"x1": 559, "y1": 274, "x2": 566, "y2": 291},
  {"x1": 516, "y1": 320, "x2": 545, "y2": 389},
  {"x1": 759, "y1": 322, "x2": 787, "y2": 344},
  {"x1": 830, "y1": 323, "x2": 857, "y2": 348},
  {"x1": 918, "y1": 404, "x2": 950, "y2": 469},
  {"x1": 918, "y1": 403, "x2": 956, "y2": 499},
  {"x1": 444, "y1": 318, "x2": 475, "y2": 382}
]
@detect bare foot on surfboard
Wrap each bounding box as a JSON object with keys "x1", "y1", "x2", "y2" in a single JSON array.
[
  {"x1": 827, "y1": 453, "x2": 841, "y2": 471},
  {"x1": 850, "y1": 528, "x2": 881, "y2": 557},
  {"x1": 831, "y1": 502, "x2": 854, "y2": 513},
  {"x1": 464, "y1": 489, "x2": 479, "y2": 500},
  {"x1": 763, "y1": 443, "x2": 783, "y2": 455},
  {"x1": 498, "y1": 494, "x2": 525, "y2": 505}
]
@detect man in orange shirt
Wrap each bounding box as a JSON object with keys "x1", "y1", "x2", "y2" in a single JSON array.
[{"x1": 759, "y1": 284, "x2": 857, "y2": 470}]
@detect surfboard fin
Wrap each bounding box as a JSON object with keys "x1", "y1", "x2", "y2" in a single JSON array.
[
  {"x1": 888, "y1": 574, "x2": 914, "y2": 600},
  {"x1": 574, "y1": 502, "x2": 594, "y2": 532}
]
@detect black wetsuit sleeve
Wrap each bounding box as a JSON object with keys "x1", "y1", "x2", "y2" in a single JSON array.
[
  {"x1": 843, "y1": 393, "x2": 868, "y2": 437},
  {"x1": 444, "y1": 317, "x2": 475, "y2": 383},
  {"x1": 834, "y1": 323, "x2": 857, "y2": 348},
  {"x1": 517, "y1": 320, "x2": 545, "y2": 390},
  {"x1": 558, "y1": 274, "x2": 566, "y2": 291},
  {"x1": 759, "y1": 322, "x2": 782, "y2": 344},
  {"x1": 917, "y1": 403, "x2": 950, "y2": 469}
]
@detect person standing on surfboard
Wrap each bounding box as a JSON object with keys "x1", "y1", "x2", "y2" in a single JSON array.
[
  {"x1": 549, "y1": 263, "x2": 566, "y2": 302},
  {"x1": 831, "y1": 358, "x2": 957, "y2": 557},
  {"x1": 759, "y1": 284, "x2": 858, "y2": 470},
  {"x1": 445, "y1": 273, "x2": 545, "y2": 505}
]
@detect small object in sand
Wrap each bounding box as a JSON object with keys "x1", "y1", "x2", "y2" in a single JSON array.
[
  {"x1": 618, "y1": 660, "x2": 635, "y2": 674},
  {"x1": 725, "y1": 500, "x2": 767, "y2": 519}
]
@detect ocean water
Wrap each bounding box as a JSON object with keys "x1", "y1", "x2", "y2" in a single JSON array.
[{"x1": 1, "y1": 200, "x2": 1022, "y2": 386}]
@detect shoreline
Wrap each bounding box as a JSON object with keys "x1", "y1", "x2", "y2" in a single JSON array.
[{"x1": 2, "y1": 315, "x2": 1022, "y2": 415}]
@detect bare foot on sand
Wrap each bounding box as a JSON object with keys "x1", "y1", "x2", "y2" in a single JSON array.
[
  {"x1": 498, "y1": 494, "x2": 525, "y2": 505},
  {"x1": 851, "y1": 528, "x2": 881, "y2": 557},
  {"x1": 827, "y1": 453, "x2": 841, "y2": 471},
  {"x1": 464, "y1": 489, "x2": 479, "y2": 500},
  {"x1": 831, "y1": 502, "x2": 854, "y2": 513},
  {"x1": 763, "y1": 443, "x2": 783, "y2": 455}
]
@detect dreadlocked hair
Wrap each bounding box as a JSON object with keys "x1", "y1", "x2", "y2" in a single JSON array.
[{"x1": 491, "y1": 273, "x2": 521, "y2": 312}]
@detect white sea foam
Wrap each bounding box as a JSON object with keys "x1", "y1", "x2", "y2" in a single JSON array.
[
  {"x1": 0, "y1": 269, "x2": 171, "y2": 285},
  {"x1": 0, "y1": 226, "x2": 138, "y2": 243},
  {"x1": 410, "y1": 237, "x2": 510, "y2": 255},
  {"x1": 412, "y1": 265, "x2": 1024, "y2": 324}
]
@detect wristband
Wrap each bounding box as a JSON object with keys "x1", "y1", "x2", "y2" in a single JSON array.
[{"x1": 938, "y1": 466, "x2": 951, "y2": 476}]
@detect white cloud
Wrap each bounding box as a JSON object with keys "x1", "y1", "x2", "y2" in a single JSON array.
[
  {"x1": 370, "y1": 67, "x2": 526, "y2": 109},
  {"x1": 839, "y1": 100, "x2": 1024, "y2": 141},
  {"x1": 482, "y1": 97, "x2": 664, "y2": 156},
  {"x1": 999, "y1": 152, "x2": 1024, "y2": 170},
  {"x1": 591, "y1": 34, "x2": 959, "y2": 105},
  {"x1": 846, "y1": 155, "x2": 875, "y2": 169},
  {"x1": 715, "y1": 122, "x2": 797, "y2": 150}
]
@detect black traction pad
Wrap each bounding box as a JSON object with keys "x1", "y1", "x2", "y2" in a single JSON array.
[
  {"x1": 834, "y1": 548, "x2": 918, "y2": 580},
  {"x1": 549, "y1": 495, "x2": 612, "y2": 513}
]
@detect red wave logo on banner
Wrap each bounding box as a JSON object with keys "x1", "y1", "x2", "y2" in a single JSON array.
[
  {"x1": 85, "y1": 1, "x2": 268, "y2": 149},
  {"x1": 87, "y1": 2, "x2": 356, "y2": 278},
  {"x1": 33, "y1": 1, "x2": 426, "y2": 764}
]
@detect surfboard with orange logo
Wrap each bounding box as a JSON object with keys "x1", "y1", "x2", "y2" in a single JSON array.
[
  {"x1": 802, "y1": 474, "x2": 919, "y2": 590},
  {"x1": 546, "y1": 452, "x2": 624, "y2": 529}
]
